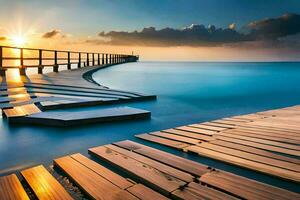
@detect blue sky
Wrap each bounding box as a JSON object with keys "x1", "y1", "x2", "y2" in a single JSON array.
[
  {"x1": 0, "y1": 0, "x2": 300, "y2": 61},
  {"x1": 0, "y1": 0, "x2": 299, "y2": 34}
]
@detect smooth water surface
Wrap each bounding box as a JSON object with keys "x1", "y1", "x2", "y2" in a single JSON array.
[{"x1": 1, "y1": 61, "x2": 300, "y2": 192}]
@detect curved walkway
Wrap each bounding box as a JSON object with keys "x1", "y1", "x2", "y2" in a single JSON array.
[{"x1": 0, "y1": 63, "x2": 156, "y2": 125}]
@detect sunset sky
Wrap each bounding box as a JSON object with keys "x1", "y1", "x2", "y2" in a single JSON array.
[{"x1": 0, "y1": 0, "x2": 300, "y2": 61}]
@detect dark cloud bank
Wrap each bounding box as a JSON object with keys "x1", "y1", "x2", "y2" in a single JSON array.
[{"x1": 93, "y1": 13, "x2": 300, "y2": 48}]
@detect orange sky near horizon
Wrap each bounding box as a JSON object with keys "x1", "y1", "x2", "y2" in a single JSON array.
[{"x1": 0, "y1": 27, "x2": 299, "y2": 62}]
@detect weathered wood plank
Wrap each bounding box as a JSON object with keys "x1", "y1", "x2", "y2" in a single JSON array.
[
  {"x1": 114, "y1": 140, "x2": 209, "y2": 177},
  {"x1": 210, "y1": 140, "x2": 300, "y2": 165},
  {"x1": 223, "y1": 129, "x2": 300, "y2": 145},
  {"x1": 175, "y1": 126, "x2": 217, "y2": 136},
  {"x1": 105, "y1": 144, "x2": 194, "y2": 183},
  {"x1": 162, "y1": 129, "x2": 213, "y2": 142},
  {"x1": 188, "y1": 123, "x2": 228, "y2": 131},
  {"x1": 185, "y1": 145, "x2": 300, "y2": 182},
  {"x1": 70, "y1": 153, "x2": 133, "y2": 190},
  {"x1": 172, "y1": 182, "x2": 237, "y2": 200},
  {"x1": 89, "y1": 145, "x2": 186, "y2": 196},
  {"x1": 3, "y1": 104, "x2": 41, "y2": 118},
  {"x1": 54, "y1": 155, "x2": 138, "y2": 200},
  {"x1": 215, "y1": 132, "x2": 300, "y2": 151},
  {"x1": 126, "y1": 184, "x2": 169, "y2": 200},
  {"x1": 149, "y1": 131, "x2": 201, "y2": 145},
  {"x1": 215, "y1": 135, "x2": 300, "y2": 156},
  {"x1": 197, "y1": 142, "x2": 300, "y2": 173},
  {"x1": 0, "y1": 174, "x2": 30, "y2": 200},
  {"x1": 200, "y1": 171, "x2": 300, "y2": 200},
  {"x1": 135, "y1": 133, "x2": 191, "y2": 149},
  {"x1": 21, "y1": 165, "x2": 73, "y2": 200}
]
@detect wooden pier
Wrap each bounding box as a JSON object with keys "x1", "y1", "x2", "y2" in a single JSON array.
[
  {"x1": 0, "y1": 45, "x2": 155, "y2": 125},
  {"x1": 136, "y1": 105, "x2": 300, "y2": 183},
  {"x1": 0, "y1": 140, "x2": 299, "y2": 199},
  {"x1": 0, "y1": 106, "x2": 300, "y2": 199}
]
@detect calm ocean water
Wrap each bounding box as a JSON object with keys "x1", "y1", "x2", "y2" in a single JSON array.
[{"x1": 1, "y1": 61, "x2": 300, "y2": 192}]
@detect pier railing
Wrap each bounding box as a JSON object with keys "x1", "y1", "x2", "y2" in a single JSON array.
[{"x1": 0, "y1": 45, "x2": 139, "y2": 76}]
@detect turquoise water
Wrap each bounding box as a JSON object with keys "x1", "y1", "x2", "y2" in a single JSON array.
[{"x1": 1, "y1": 62, "x2": 300, "y2": 192}]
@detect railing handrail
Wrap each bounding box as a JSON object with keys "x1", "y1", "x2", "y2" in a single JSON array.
[
  {"x1": 0, "y1": 45, "x2": 139, "y2": 75},
  {"x1": 0, "y1": 45, "x2": 135, "y2": 56}
]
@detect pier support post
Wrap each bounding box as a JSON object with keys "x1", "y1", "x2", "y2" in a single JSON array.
[
  {"x1": 102, "y1": 54, "x2": 104, "y2": 65},
  {"x1": 97, "y1": 53, "x2": 100, "y2": 65},
  {"x1": 106, "y1": 54, "x2": 108, "y2": 64},
  {"x1": 38, "y1": 49, "x2": 43, "y2": 74},
  {"x1": 78, "y1": 52, "x2": 81, "y2": 68},
  {"x1": 92, "y1": 53, "x2": 95, "y2": 66},
  {"x1": 86, "y1": 53, "x2": 89, "y2": 66},
  {"x1": 53, "y1": 50, "x2": 59, "y2": 72},
  {"x1": 67, "y1": 51, "x2": 71, "y2": 70},
  {"x1": 19, "y1": 49, "x2": 26, "y2": 75},
  {"x1": 0, "y1": 46, "x2": 5, "y2": 77}
]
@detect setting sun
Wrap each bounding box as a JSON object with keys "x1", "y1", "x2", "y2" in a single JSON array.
[{"x1": 11, "y1": 35, "x2": 26, "y2": 47}]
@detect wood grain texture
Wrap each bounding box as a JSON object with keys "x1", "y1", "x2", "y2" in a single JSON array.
[
  {"x1": 21, "y1": 165, "x2": 73, "y2": 200},
  {"x1": 0, "y1": 174, "x2": 29, "y2": 200}
]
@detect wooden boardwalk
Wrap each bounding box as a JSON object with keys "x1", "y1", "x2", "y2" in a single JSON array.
[
  {"x1": 136, "y1": 105, "x2": 300, "y2": 183},
  {"x1": 0, "y1": 46, "x2": 156, "y2": 125},
  {"x1": 1, "y1": 139, "x2": 299, "y2": 199}
]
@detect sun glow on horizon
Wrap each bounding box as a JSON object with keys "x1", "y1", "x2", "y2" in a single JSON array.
[{"x1": 10, "y1": 35, "x2": 26, "y2": 47}]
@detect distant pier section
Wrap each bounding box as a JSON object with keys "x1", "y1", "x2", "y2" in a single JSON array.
[
  {"x1": 0, "y1": 45, "x2": 155, "y2": 126},
  {"x1": 0, "y1": 45, "x2": 139, "y2": 76}
]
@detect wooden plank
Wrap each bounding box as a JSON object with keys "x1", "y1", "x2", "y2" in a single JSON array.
[
  {"x1": 215, "y1": 132, "x2": 300, "y2": 151},
  {"x1": 54, "y1": 155, "x2": 139, "y2": 200},
  {"x1": 126, "y1": 184, "x2": 169, "y2": 200},
  {"x1": 223, "y1": 117, "x2": 252, "y2": 122},
  {"x1": 70, "y1": 153, "x2": 133, "y2": 189},
  {"x1": 189, "y1": 124, "x2": 228, "y2": 131},
  {"x1": 175, "y1": 126, "x2": 216, "y2": 136},
  {"x1": 89, "y1": 145, "x2": 186, "y2": 196},
  {"x1": 197, "y1": 142, "x2": 300, "y2": 173},
  {"x1": 223, "y1": 129, "x2": 300, "y2": 145},
  {"x1": 106, "y1": 144, "x2": 194, "y2": 183},
  {"x1": 215, "y1": 135, "x2": 300, "y2": 156},
  {"x1": 149, "y1": 131, "x2": 201, "y2": 145},
  {"x1": 185, "y1": 145, "x2": 300, "y2": 183},
  {"x1": 226, "y1": 127, "x2": 300, "y2": 140},
  {"x1": 210, "y1": 140, "x2": 300, "y2": 165},
  {"x1": 202, "y1": 121, "x2": 236, "y2": 129},
  {"x1": 22, "y1": 107, "x2": 151, "y2": 126},
  {"x1": 114, "y1": 140, "x2": 209, "y2": 177},
  {"x1": 21, "y1": 165, "x2": 73, "y2": 200},
  {"x1": 3, "y1": 104, "x2": 41, "y2": 118},
  {"x1": 200, "y1": 171, "x2": 300, "y2": 200},
  {"x1": 162, "y1": 129, "x2": 214, "y2": 141},
  {"x1": 172, "y1": 182, "x2": 237, "y2": 200},
  {"x1": 135, "y1": 133, "x2": 191, "y2": 149},
  {"x1": 0, "y1": 174, "x2": 30, "y2": 200}
]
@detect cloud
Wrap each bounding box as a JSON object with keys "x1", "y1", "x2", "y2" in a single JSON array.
[
  {"x1": 0, "y1": 36, "x2": 6, "y2": 41},
  {"x1": 247, "y1": 13, "x2": 300, "y2": 40},
  {"x1": 96, "y1": 24, "x2": 249, "y2": 47},
  {"x1": 92, "y1": 13, "x2": 300, "y2": 47},
  {"x1": 42, "y1": 29, "x2": 61, "y2": 38}
]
